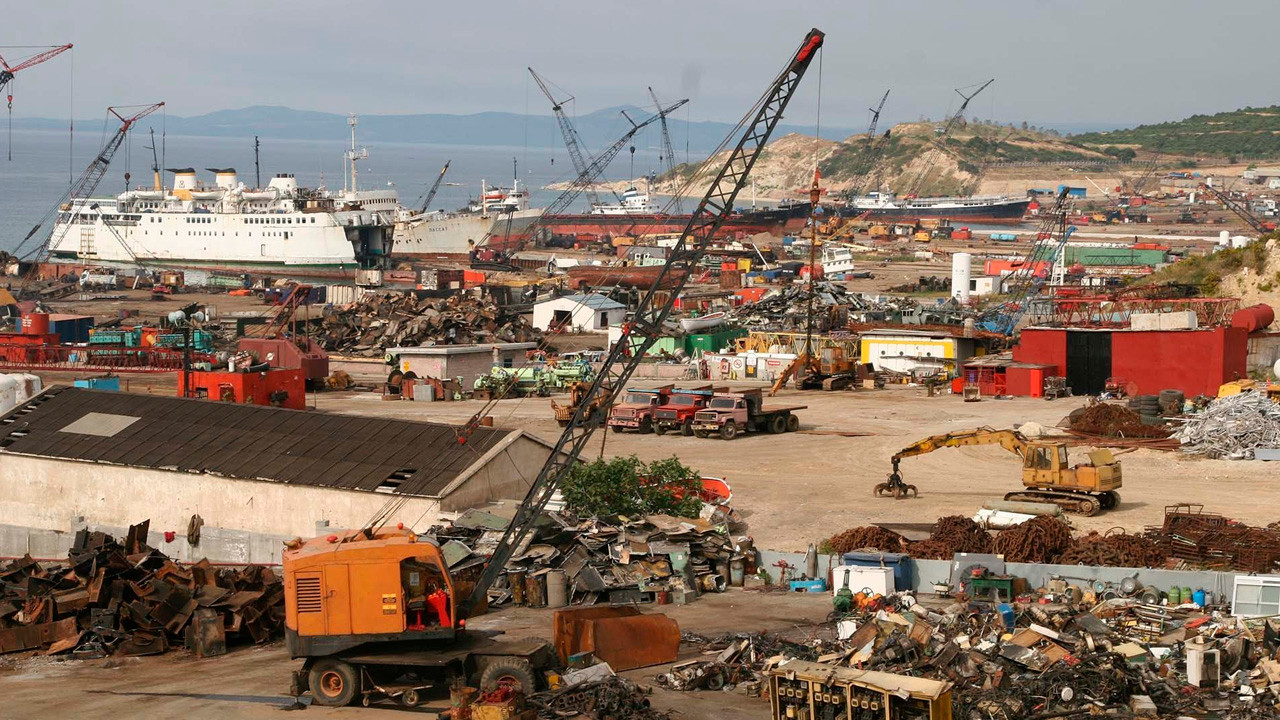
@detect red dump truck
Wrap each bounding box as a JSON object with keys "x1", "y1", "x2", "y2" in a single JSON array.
[
  {"x1": 606, "y1": 385, "x2": 673, "y2": 433},
  {"x1": 652, "y1": 385, "x2": 726, "y2": 436},
  {"x1": 691, "y1": 389, "x2": 806, "y2": 440}
]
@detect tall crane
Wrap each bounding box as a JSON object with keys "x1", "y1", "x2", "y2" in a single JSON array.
[
  {"x1": 906, "y1": 78, "x2": 993, "y2": 197},
  {"x1": 1200, "y1": 182, "x2": 1274, "y2": 235},
  {"x1": 1, "y1": 43, "x2": 73, "y2": 160},
  {"x1": 459, "y1": 29, "x2": 825, "y2": 616},
  {"x1": 416, "y1": 160, "x2": 451, "y2": 214},
  {"x1": 849, "y1": 89, "x2": 890, "y2": 196},
  {"x1": 978, "y1": 188, "x2": 1073, "y2": 335},
  {"x1": 529, "y1": 67, "x2": 604, "y2": 207},
  {"x1": 648, "y1": 85, "x2": 684, "y2": 213},
  {"x1": 15, "y1": 103, "x2": 165, "y2": 261},
  {"x1": 474, "y1": 98, "x2": 687, "y2": 265}
]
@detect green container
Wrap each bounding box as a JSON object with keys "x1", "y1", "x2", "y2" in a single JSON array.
[{"x1": 1167, "y1": 586, "x2": 1181, "y2": 604}]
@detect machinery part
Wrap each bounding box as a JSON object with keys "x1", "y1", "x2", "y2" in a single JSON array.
[
  {"x1": 874, "y1": 470, "x2": 918, "y2": 499},
  {"x1": 460, "y1": 28, "x2": 826, "y2": 619},
  {"x1": 480, "y1": 657, "x2": 536, "y2": 694},
  {"x1": 309, "y1": 658, "x2": 359, "y2": 707},
  {"x1": 719, "y1": 421, "x2": 738, "y2": 440},
  {"x1": 681, "y1": 418, "x2": 694, "y2": 436},
  {"x1": 417, "y1": 160, "x2": 451, "y2": 214},
  {"x1": 769, "y1": 414, "x2": 787, "y2": 434},
  {"x1": 906, "y1": 79, "x2": 993, "y2": 196},
  {"x1": 649, "y1": 85, "x2": 684, "y2": 213},
  {"x1": 530, "y1": 68, "x2": 602, "y2": 207},
  {"x1": 1099, "y1": 491, "x2": 1121, "y2": 510},
  {"x1": 786, "y1": 414, "x2": 800, "y2": 432},
  {"x1": 639, "y1": 417, "x2": 653, "y2": 434},
  {"x1": 1004, "y1": 490, "x2": 1101, "y2": 516},
  {"x1": 401, "y1": 688, "x2": 421, "y2": 707}
]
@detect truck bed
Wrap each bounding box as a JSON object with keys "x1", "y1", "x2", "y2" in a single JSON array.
[
  {"x1": 759, "y1": 405, "x2": 807, "y2": 414},
  {"x1": 338, "y1": 632, "x2": 551, "y2": 668}
]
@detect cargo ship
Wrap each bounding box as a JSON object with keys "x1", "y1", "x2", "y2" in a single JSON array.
[
  {"x1": 841, "y1": 192, "x2": 1029, "y2": 224},
  {"x1": 393, "y1": 180, "x2": 543, "y2": 259},
  {"x1": 535, "y1": 187, "x2": 792, "y2": 240}
]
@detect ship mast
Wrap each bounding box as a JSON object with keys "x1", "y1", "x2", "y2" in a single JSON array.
[{"x1": 344, "y1": 113, "x2": 367, "y2": 195}]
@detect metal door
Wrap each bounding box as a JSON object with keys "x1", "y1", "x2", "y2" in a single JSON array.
[{"x1": 1065, "y1": 331, "x2": 1110, "y2": 396}]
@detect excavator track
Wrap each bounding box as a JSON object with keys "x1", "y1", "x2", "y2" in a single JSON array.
[{"x1": 1003, "y1": 490, "x2": 1104, "y2": 516}]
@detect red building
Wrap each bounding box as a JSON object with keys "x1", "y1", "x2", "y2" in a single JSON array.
[{"x1": 1011, "y1": 326, "x2": 1248, "y2": 397}]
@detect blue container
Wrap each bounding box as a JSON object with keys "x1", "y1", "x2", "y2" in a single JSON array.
[
  {"x1": 842, "y1": 551, "x2": 911, "y2": 590},
  {"x1": 782, "y1": 236, "x2": 795, "y2": 246},
  {"x1": 1192, "y1": 589, "x2": 1206, "y2": 607},
  {"x1": 74, "y1": 377, "x2": 120, "y2": 391},
  {"x1": 789, "y1": 579, "x2": 827, "y2": 593},
  {"x1": 997, "y1": 603, "x2": 1016, "y2": 631}
]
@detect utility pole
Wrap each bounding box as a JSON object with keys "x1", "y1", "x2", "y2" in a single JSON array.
[{"x1": 254, "y1": 135, "x2": 261, "y2": 188}]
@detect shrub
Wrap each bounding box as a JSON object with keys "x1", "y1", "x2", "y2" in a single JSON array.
[{"x1": 560, "y1": 455, "x2": 703, "y2": 518}]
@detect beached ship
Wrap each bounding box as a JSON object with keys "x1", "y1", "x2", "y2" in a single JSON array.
[
  {"x1": 842, "y1": 192, "x2": 1029, "y2": 224},
  {"x1": 393, "y1": 180, "x2": 543, "y2": 258}
]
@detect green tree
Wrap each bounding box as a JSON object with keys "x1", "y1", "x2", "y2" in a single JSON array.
[{"x1": 560, "y1": 455, "x2": 704, "y2": 518}]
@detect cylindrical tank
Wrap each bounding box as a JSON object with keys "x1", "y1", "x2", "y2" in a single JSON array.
[
  {"x1": 1167, "y1": 586, "x2": 1181, "y2": 604},
  {"x1": 1231, "y1": 303, "x2": 1275, "y2": 333},
  {"x1": 1220, "y1": 230, "x2": 1231, "y2": 246},
  {"x1": 951, "y1": 252, "x2": 972, "y2": 303},
  {"x1": 545, "y1": 570, "x2": 568, "y2": 608},
  {"x1": 22, "y1": 312, "x2": 49, "y2": 336}
]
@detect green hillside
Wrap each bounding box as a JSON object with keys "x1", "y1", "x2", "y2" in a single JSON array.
[{"x1": 1073, "y1": 106, "x2": 1280, "y2": 159}]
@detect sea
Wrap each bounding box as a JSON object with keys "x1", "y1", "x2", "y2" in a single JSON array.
[{"x1": 0, "y1": 128, "x2": 670, "y2": 255}]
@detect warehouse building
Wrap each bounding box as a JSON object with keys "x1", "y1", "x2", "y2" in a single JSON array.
[
  {"x1": 860, "y1": 329, "x2": 979, "y2": 378},
  {"x1": 0, "y1": 387, "x2": 560, "y2": 563},
  {"x1": 532, "y1": 293, "x2": 625, "y2": 332}
]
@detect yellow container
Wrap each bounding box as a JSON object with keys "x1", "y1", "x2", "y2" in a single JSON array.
[{"x1": 737, "y1": 258, "x2": 751, "y2": 272}]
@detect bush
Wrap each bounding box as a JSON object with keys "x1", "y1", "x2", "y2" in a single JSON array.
[{"x1": 560, "y1": 455, "x2": 703, "y2": 518}]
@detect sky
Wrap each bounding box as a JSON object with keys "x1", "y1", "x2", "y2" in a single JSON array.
[{"x1": 5, "y1": 0, "x2": 1277, "y2": 133}]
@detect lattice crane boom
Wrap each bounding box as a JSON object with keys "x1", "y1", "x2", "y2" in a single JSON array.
[
  {"x1": 18, "y1": 103, "x2": 164, "y2": 260},
  {"x1": 529, "y1": 67, "x2": 602, "y2": 207},
  {"x1": 649, "y1": 85, "x2": 684, "y2": 213},
  {"x1": 460, "y1": 28, "x2": 825, "y2": 617},
  {"x1": 0, "y1": 44, "x2": 72, "y2": 93},
  {"x1": 907, "y1": 78, "x2": 993, "y2": 196},
  {"x1": 417, "y1": 160, "x2": 451, "y2": 214}
]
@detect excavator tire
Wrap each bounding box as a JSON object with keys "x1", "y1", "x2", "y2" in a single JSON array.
[{"x1": 309, "y1": 658, "x2": 359, "y2": 707}]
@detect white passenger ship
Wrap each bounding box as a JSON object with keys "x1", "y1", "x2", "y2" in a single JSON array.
[
  {"x1": 46, "y1": 115, "x2": 397, "y2": 279},
  {"x1": 393, "y1": 179, "x2": 543, "y2": 257}
]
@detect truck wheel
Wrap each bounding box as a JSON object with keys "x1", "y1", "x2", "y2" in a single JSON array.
[
  {"x1": 309, "y1": 658, "x2": 359, "y2": 707},
  {"x1": 694, "y1": 429, "x2": 709, "y2": 438},
  {"x1": 769, "y1": 415, "x2": 787, "y2": 434},
  {"x1": 480, "y1": 657, "x2": 536, "y2": 694},
  {"x1": 654, "y1": 424, "x2": 667, "y2": 436},
  {"x1": 720, "y1": 422, "x2": 738, "y2": 440},
  {"x1": 681, "y1": 418, "x2": 694, "y2": 436},
  {"x1": 611, "y1": 425, "x2": 623, "y2": 433},
  {"x1": 786, "y1": 414, "x2": 800, "y2": 432},
  {"x1": 639, "y1": 417, "x2": 653, "y2": 434}
]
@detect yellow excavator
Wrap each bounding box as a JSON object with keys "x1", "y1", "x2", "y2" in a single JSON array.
[{"x1": 876, "y1": 427, "x2": 1123, "y2": 516}]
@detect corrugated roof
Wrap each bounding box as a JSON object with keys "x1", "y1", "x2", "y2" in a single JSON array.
[
  {"x1": 542, "y1": 293, "x2": 625, "y2": 311},
  {"x1": 0, "y1": 387, "x2": 525, "y2": 498}
]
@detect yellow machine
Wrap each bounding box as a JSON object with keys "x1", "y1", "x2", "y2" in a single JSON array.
[
  {"x1": 1218, "y1": 379, "x2": 1280, "y2": 402},
  {"x1": 877, "y1": 427, "x2": 1122, "y2": 516},
  {"x1": 769, "y1": 346, "x2": 857, "y2": 395},
  {"x1": 550, "y1": 381, "x2": 610, "y2": 427}
]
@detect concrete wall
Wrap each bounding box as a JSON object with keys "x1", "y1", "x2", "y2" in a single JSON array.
[
  {"x1": 0, "y1": 454, "x2": 447, "y2": 563},
  {"x1": 438, "y1": 435, "x2": 543, "y2": 512}
]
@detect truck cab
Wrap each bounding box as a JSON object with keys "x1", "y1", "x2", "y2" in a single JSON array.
[
  {"x1": 607, "y1": 385, "x2": 673, "y2": 433},
  {"x1": 653, "y1": 387, "x2": 718, "y2": 436}
]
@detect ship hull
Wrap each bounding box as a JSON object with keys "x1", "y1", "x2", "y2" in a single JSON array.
[
  {"x1": 541, "y1": 213, "x2": 781, "y2": 237},
  {"x1": 393, "y1": 208, "x2": 543, "y2": 258},
  {"x1": 841, "y1": 197, "x2": 1029, "y2": 225}
]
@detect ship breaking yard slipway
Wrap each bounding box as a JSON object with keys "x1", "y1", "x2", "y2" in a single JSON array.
[{"x1": 8, "y1": 28, "x2": 1280, "y2": 720}]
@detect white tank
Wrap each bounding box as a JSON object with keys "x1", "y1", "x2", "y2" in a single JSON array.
[
  {"x1": 952, "y1": 252, "x2": 972, "y2": 303},
  {"x1": 0, "y1": 373, "x2": 41, "y2": 414},
  {"x1": 1273, "y1": 358, "x2": 1280, "y2": 378},
  {"x1": 1220, "y1": 230, "x2": 1231, "y2": 246}
]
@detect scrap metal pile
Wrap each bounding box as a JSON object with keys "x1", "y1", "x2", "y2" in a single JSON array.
[
  {"x1": 0, "y1": 521, "x2": 282, "y2": 659},
  {"x1": 662, "y1": 586, "x2": 1280, "y2": 719},
  {"x1": 1147, "y1": 504, "x2": 1280, "y2": 573},
  {"x1": 432, "y1": 506, "x2": 744, "y2": 607},
  {"x1": 315, "y1": 291, "x2": 541, "y2": 356},
  {"x1": 729, "y1": 281, "x2": 860, "y2": 332},
  {"x1": 1068, "y1": 400, "x2": 1173, "y2": 439},
  {"x1": 531, "y1": 676, "x2": 671, "y2": 720},
  {"x1": 1177, "y1": 391, "x2": 1280, "y2": 459}
]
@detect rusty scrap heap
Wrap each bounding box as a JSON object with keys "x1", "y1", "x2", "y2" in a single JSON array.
[
  {"x1": 434, "y1": 507, "x2": 744, "y2": 607},
  {"x1": 1069, "y1": 401, "x2": 1173, "y2": 439},
  {"x1": 316, "y1": 291, "x2": 541, "y2": 356},
  {"x1": 0, "y1": 521, "x2": 282, "y2": 659},
  {"x1": 665, "y1": 588, "x2": 1278, "y2": 719}
]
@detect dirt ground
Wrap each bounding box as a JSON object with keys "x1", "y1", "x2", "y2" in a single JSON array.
[
  {"x1": 0, "y1": 591, "x2": 831, "y2": 719},
  {"x1": 309, "y1": 377, "x2": 1280, "y2": 551}
]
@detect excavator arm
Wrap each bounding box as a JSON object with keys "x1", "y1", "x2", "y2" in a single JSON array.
[{"x1": 877, "y1": 427, "x2": 1029, "y2": 498}]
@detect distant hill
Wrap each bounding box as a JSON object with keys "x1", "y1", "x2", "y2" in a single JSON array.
[
  {"x1": 1072, "y1": 106, "x2": 1280, "y2": 159},
  {"x1": 11, "y1": 105, "x2": 856, "y2": 154}
]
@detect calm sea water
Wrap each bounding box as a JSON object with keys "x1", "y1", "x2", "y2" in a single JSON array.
[{"x1": 0, "y1": 129, "x2": 669, "y2": 254}]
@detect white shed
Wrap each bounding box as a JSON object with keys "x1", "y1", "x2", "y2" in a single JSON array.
[{"x1": 532, "y1": 293, "x2": 625, "y2": 332}]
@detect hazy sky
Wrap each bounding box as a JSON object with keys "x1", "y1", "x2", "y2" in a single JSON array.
[{"x1": 7, "y1": 1, "x2": 1276, "y2": 132}]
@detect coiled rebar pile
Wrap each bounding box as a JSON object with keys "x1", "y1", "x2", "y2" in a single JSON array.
[{"x1": 992, "y1": 515, "x2": 1073, "y2": 563}]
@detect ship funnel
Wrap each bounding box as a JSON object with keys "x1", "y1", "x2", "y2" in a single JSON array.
[
  {"x1": 268, "y1": 173, "x2": 298, "y2": 195},
  {"x1": 209, "y1": 167, "x2": 239, "y2": 190},
  {"x1": 168, "y1": 168, "x2": 198, "y2": 191}
]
